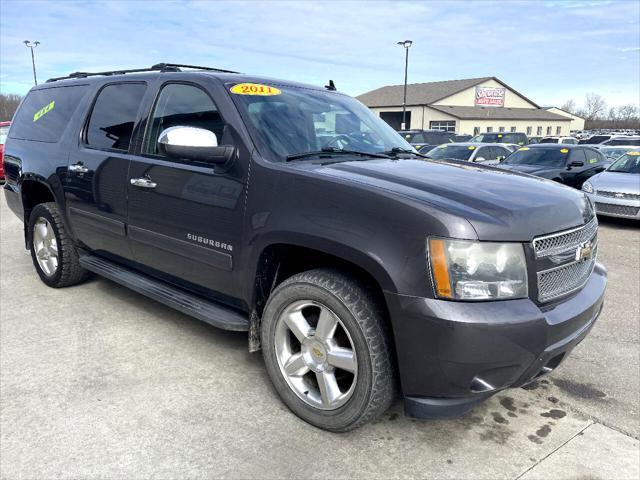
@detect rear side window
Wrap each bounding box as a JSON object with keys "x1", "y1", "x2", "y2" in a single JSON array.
[
  {"x1": 584, "y1": 149, "x2": 604, "y2": 165},
  {"x1": 8, "y1": 85, "x2": 89, "y2": 143},
  {"x1": 85, "y1": 83, "x2": 146, "y2": 152}
]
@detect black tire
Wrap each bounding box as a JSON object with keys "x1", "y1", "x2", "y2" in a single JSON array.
[
  {"x1": 28, "y1": 202, "x2": 89, "y2": 288},
  {"x1": 261, "y1": 268, "x2": 396, "y2": 432}
]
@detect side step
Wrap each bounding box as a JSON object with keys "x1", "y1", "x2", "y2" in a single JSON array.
[{"x1": 79, "y1": 254, "x2": 249, "y2": 332}]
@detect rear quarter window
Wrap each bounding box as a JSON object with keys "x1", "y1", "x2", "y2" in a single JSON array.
[{"x1": 8, "y1": 85, "x2": 90, "y2": 143}]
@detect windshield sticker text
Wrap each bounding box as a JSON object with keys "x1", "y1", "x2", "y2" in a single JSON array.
[{"x1": 230, "y1": 83, "x2": 281, "y2": 96}]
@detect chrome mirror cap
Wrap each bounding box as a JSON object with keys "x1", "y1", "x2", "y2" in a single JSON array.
[{"x1": 158, "y1": 126, "x2": 218, "y2": 148}]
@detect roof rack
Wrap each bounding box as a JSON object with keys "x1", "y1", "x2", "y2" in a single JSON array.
[{"x1": 46, "y1": 63, "x2": 239, "y2": 83}]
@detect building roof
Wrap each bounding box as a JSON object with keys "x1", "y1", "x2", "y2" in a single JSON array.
[
  {"x1": 357, "y1": 77, "x2": 492, "y2": 107},
  {"x1": 356, "y1": 76, "x2": 540, "y2": 108},
  {"x1": 429, "y1": 105, "x2": 570, "y2": 121},
  {"x1": 543, "y1": 106, "x2": 585, "y2": 120}
]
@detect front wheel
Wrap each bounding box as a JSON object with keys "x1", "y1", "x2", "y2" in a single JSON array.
[{"x1": 261, "y1": 268, "x2": 395, "y2": 432}]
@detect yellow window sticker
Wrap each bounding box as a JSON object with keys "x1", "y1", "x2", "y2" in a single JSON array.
[
  {"x1": 415, "y1": 145, "x2": 422, "y2": 149},
  {"x1": 560, "y1": 148, "x2": 569, "y2": 153},
  {"x1": 497, "y1": 134, "x2": 503, "y2": 138},
  {"x1": 518, "y1": 147, "x2": 530, "y2": 151},
  {"x1": 230, "y1": 83, "x2": 281, "y2": 96},
  {"x1": 588, "y1": 158, "x2": 597, "y2": 164},
  {"x1": 627, "y1": 151, "x2": 640, "y2": 156},
  {"x1": 468, "y1": 146, "x2": 476, "y2": 150},
  {"x1": 33, "y1": 100, "x2": 55, "y2": 122}
]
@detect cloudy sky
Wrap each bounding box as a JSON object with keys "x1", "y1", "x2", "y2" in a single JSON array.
[{"x1": 1, "y1": 0, "x2": 638, "y2": 109}]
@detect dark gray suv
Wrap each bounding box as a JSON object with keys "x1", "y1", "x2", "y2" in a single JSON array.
[{"x1": 3, "y1": 63, "x2": 606, "y2": 431}]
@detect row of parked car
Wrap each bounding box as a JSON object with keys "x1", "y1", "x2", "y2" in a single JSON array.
[{"x1": 402, "y1": 129, "x2": 639, "y2": 221}]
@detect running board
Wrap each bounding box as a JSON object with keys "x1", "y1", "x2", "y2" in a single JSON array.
[{"x1": 79, "y1": 254, "x2": 249, "y2": 332}]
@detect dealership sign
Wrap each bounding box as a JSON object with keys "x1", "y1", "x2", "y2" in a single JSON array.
[{"x1": 475, "y1": 86, "x2": 506, "y2": 107}]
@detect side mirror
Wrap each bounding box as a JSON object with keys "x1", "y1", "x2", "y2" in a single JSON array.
[
  {"x1": 158, "y1": 126, "x2": 235, "y2": 165},
  {"x1": 569, "y1": 161, "x2": 584, "y2": 168}
]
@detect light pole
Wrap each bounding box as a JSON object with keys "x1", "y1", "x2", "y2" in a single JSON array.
[
  {"x1": 397, "y1": 40, "x2": 412, "y2": 130},
  {"x1": 24, "y1": 40, "x2": 40, "y2": 85}
]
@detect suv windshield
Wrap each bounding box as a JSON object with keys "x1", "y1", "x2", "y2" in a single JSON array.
[
  {"x1": 426, "y1": 145, "x2": 474, "y2": 161},
  {"x1": 502, "y1": 148, "x2": 567, "y2": 167},
  {"x1": 229, "y1": 84, "x2": 414, "y2": 161},
  {"x1": 608, "y1": 153, "x2": 640, "y2": 173}
]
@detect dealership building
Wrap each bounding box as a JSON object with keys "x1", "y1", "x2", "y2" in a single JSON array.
[{"x1": 357, "y1": 77, "x2": 575, "y2": 137}]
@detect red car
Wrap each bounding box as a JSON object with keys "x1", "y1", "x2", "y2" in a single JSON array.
[{"x1": 0, "y1": 121, "x2": 10, "y2": 182}]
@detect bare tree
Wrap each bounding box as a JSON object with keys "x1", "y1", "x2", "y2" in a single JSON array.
[
  {"x1": 561, "y1": 99, "x2": 576, "y2": 114},
  {"x1": 0, "y1": 93, "x2": 23, "y2": 122},
  {"x1": 583, "y1": 93, "x2": 607, "y2": 120},
  {"x1": 618, "y1": 104, "x2": 639, "y2": 122},
  {"x1": 607, "y1": 106, "x2": 618, "y2": 122}
]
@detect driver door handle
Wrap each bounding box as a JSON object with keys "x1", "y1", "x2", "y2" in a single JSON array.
[
  {"x1": 68, "y1": 163, "x2": 89, "y2": 174},
  {"x1": 130, "y1": 177, "x2": 157, "y2": 189}
]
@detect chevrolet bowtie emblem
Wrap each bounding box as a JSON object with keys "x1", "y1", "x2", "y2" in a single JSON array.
[{"x1": 576, "y1": 242, "x2": 594, "y2": 262}]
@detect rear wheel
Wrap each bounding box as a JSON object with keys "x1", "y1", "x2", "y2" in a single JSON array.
[
  {"x1": 261, "y1": 268, "x2": 395, "y2": 432},
  {"x1": 28, "y1": 202, "x2": 88, "y2": 288}
]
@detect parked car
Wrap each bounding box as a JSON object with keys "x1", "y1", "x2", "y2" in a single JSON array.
[
  {"x1": 582, "y1": 151, "x2": 640, "y2": 220},
  {"x1": 499, "y1": 144, "x2": 608, "y2": 189},
  {"x1": 426, "y1": 142, "x2": 512, "y2": 165},
  {"x1": 578, "y1": 134, "x2": 614, "y2": 144},
  {"x1": 539, "y1": 136, "x2": 578, "y2": 145},
  {"x1": 600, "y1": 136, "x2": 640, "y2": 146},
  {"x1": 470, "y1": 131, "x2": 528, "y2": 146},
  {"x1": 595, "y1": 145, "x2": 640, "y2": 163},
  {"x1": 452, "y1": 134, "x2": 472, "y2": 142},
  {"x1": 3, "y1": 63, "x2": 606, "y2": 431},
  {"x1": 399, "y1": 129, "x2": 456, "y2": 153},
  {"x1": 0, "y1": 121, "x2": 10, "y2": 182}
]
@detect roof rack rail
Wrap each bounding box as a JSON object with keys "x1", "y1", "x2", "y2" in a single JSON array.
[{"x1": 46, "y1": 62, "x2": 239, "y2": 83}]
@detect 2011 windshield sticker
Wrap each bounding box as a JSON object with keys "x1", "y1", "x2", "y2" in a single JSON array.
[
  {"x1": 33, "y1": 101, "x2": 55, "y2": 122},
  {"x1": 230, "y1": 83, "x2": 281, "y2": 96}
]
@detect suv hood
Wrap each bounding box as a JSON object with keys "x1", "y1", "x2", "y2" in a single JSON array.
[{"x1": 295, "y1": 158, "x2": 592, "y2": 241}]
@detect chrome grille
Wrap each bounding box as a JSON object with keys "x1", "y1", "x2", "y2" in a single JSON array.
[
  {"x1": 597, "y1": 190, "x2": 640, "y2": 201},
  {"x1": 595, "y1": 202, "x2": 640, "y2": 217},
  {"x1": 537, "y1": 252, "x2": 597, "y2": 302},
  {"x1": 532, "y1": 217, "x2": 598, "y2": 259}
]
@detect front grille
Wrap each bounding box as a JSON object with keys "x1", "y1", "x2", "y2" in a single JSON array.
[
  {"x1": 533, "y1": 218, "x2": 598, "y2": 302},
  {"x1": 537, "y1": 252, "x2": 597, "y2": 302},
  {"x1": 595, "y1": 202, "x2": 640, "y2": 217},
  {"x1": 532, "y1": 217, "x2": 598, "y2": 259},
  {"x1": 597, "y1": 190, "x2": 640, "y2": 201}
]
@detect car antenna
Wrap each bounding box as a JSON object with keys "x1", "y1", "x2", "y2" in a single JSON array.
[{"x1": 325, "y1": 80, "x2": 336, "y2": 91}]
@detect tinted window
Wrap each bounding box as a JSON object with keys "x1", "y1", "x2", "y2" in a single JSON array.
[
  {"x1": 570, "y1": 149, "x2": 588, "y2": 165},
  {"x1": 579, "y1": 135, "x2": 610, "y2": 144},
  {"x1": 423, "y1": 131, "x2": 455, "y2": 145},
  {"x1": 539, "y1": 138, "x2": 558, "y2": 144},
  {"x1": 563, "y1": 138, "x2": 578, "y2": 144},
  {"x1": 144, "y1": 83, "x2": 224, "y2": 156},
  {"x1": 503, "y1": 148, "x2": 569, "y2": 167},
  {"x1": 474, "y1": 146, "x2": 492, "y2": 160},
  {"x1": 410, "y1": 132, "x2": 425, "y2": 143},
  {"x1": 502, "y1": 133, "x2": 526, "y2": 145},
  {"x1": 8, "y1": 85, "x2": 89, "y2": 143},
  {"x1": 86, "y1": 83, "x2": 146, "y2": 151},
  {"x1": 583, "y1": 149, "x2": 604, "y2": 165}
]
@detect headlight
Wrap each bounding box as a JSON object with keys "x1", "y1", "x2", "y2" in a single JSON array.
[
  {"x1": 582, "y1": 181, "x2": 594, "y2": 194},
  {"x1": 428, "y1": 238, "x2": 528, "y2": 300}
]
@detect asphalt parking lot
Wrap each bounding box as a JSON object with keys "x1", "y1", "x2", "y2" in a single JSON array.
[{"x1": 1, "y1": 195, "x2": 638, "y2": 480}]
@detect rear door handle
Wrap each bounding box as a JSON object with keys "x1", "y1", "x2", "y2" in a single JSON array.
[
  {"x1": 68, "y1": 163, "x2": 89, "y2": 174},
  {"x1": 130, "y1": 177, "x2": 157, "y2": 189}
]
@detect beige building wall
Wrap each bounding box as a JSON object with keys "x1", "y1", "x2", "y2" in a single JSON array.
[
  {"x1": 369, "y1": 105, "x2": 457, "y2": 130},
  {"x1": 546, "y1": 108, "x2": 585, "y2": 131},
  {"x1": 432, "y1": 79, "x2": 536, "y2": 109},
  {"x1": 457, "y1": 119, "x2": 572, "y2": 137}
]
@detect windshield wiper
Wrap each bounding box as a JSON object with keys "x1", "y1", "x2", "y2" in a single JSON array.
[
  {"x1": 381, "y1": 147, "x2": 429, "y2": 158},
  {"x1": 286, "y1": 147, "x2": 390, "y2": 162}
]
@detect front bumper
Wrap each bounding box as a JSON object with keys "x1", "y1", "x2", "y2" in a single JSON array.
[
  {"x1": 385, "y1": 263, "x2": 607, "y2": 419},
  {"x1": 586, "y1": 192, "x2": 640, "y2": 220}
]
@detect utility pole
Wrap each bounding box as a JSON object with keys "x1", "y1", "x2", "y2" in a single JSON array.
[
  {"x1": 24, "y1": 40, "x2": 40, "y2": 85},
  {"x1": 397, "y1": 40, "x2": 412, "y2": 130}
]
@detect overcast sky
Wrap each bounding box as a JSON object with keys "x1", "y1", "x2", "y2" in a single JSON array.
[{"x1": 1, "y1": 0, "x2": 638, "y2": 109}]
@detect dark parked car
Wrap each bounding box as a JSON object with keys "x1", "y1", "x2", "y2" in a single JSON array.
[
  {"x1": 470, "y1": 131, "x2": 528, "y2": 146},
  {"x1": 399, "y1": 129, "x2": 456, "y2": 153},
  {"x1": 3, "y1": 63, "x2": 606, "y2": 431},
  {"x1": 499, "y1": 144, "x2": 608, "y2": 189}
]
